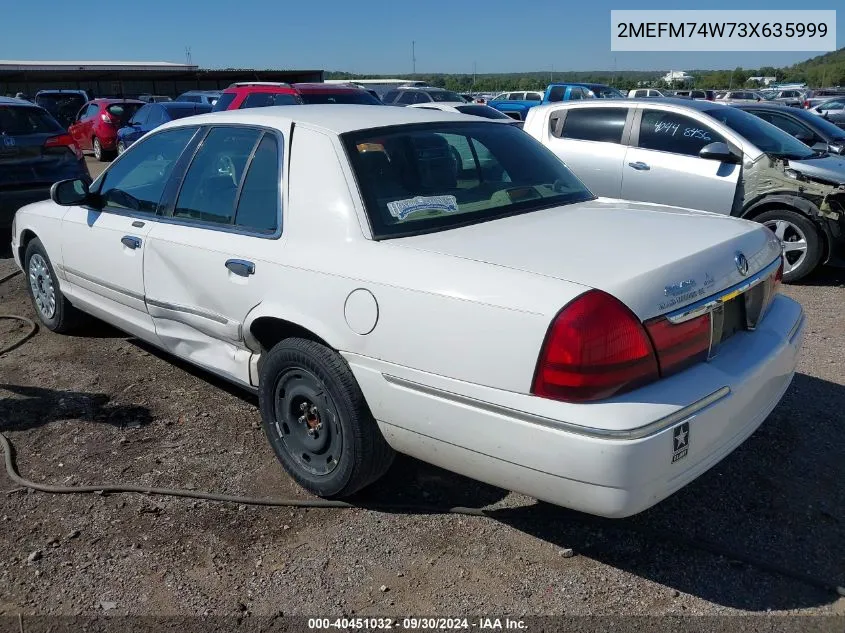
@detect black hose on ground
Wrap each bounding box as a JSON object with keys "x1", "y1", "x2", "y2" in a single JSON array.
[
  {"x1": 0, "y1": 271, "x2": 38, "y2": 356},
  {"x1": 0, "y1": 268, "x2": 843, "y2": 599}
]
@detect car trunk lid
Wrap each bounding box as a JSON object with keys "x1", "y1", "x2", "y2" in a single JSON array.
[{"x1": 390, "y1": 198, "x2": 782, "y2": 321}]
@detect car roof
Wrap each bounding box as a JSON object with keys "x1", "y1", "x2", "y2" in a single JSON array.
[
  {"x1": 180, "y1": 90, "x2": 222, "y2": 95},
  {"x1": 161, "y1": 103, "x2": 483, "y2": 135},
  {"x1": 94, "y1": 98, "x2": 144, "y2": 104},
  {"x1": 0, "y1": 96, "x2": 32, "y2": 105},
  {"x1": 529, "y1": 97, "x2": 723, "y2": 112},
  {"x1": 292, "y1": 83, "x2": 367, "y2": 93},
  {"x1": 733, "y1": 102, "x2": 802, "y2": 112}
]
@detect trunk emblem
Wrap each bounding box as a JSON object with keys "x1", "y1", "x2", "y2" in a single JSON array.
[
  {"x1": 735, "y1": 252, "x2": 749, "y2": 276},
  {"x1": 664, "y1": 279, "x2": 696, "y2": 297}
]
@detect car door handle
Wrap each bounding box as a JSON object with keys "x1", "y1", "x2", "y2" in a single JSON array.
[
  {"x1": 225, "y1": 259, "x2": 255, "y2": 277},
  {"x1": 121, "y1": 236, "x2": 142, "y2": 249},
  {"x1": 628, "y1": 161, "x2": 650, "y2": 171}
]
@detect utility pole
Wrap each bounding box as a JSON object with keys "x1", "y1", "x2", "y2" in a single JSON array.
[
  {"x1": 729, "y1": 68, "x2": 735, "y2": 90},
  {"x1": 185, "y1": 46, "x2": 192, "y2": 66},
  {"x1": 412, "y1": 41, "x2": 416, "y2": 75},
  {"x1": 472, "y1": 61, "x2": 477, "y2": 94}
]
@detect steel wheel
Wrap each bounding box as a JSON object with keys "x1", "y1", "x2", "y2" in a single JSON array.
[
  {"x1": 93, "y1": 137, "x2": 102, "y2": 161},
  {"x1": 273, "y1": 367, "x2": 343, "y2": 477},
  {"x1": 28, "y1": 253, "x2": 56, "y2": 319},
  {"x1": 764, "y1": 218, "x2": 808, "y2": 275}
]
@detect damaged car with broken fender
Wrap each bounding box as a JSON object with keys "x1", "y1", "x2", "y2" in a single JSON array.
[
  {"x1": 524, "y1": 98, "x2": 845, "y2": 282},
  {"x1": 11, "y1": 105, "x2": 804, "y2": 518}
]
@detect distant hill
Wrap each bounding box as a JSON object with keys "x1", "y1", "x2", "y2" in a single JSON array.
[{"x1": 326, "y1": 47, "x2": 845, "y2": 92}]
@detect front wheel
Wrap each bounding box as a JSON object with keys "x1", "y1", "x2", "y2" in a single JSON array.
[
  {"x1": 117, "y1": 140, "x2": 126, "y2": 155},
  {"x1": 24, "y1": 238, "x2": 85, "y2": 333},
  {"x1": 258, "y1": 338, "x2": 394, "y2": 498},
  {"x1": 755, "y1": 209, "x2": 823, "y2": 283}
]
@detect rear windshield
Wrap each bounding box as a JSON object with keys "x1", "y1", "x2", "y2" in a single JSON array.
[
  {"x1": 0, "y1": 106, "x2": 62, "y2": 135},
  {"x1": 107, "y1": 103, "x2": 142, "y2": 123},
  {"x1": 587, "y1": 86, "x2": 625, "y2": 99},
  {"x1": 429, "y1": 91, "x2": 464, "y2": 102},
  {"x1": 168, "y1": 106, "x2": 211, "y2": 120},
  {"x1": 211, "y1": 92, "x2": 236, "y2": 112},
  {"x1": 455, "y1": 105, "x2": 511, "y2": 120},
  {"x1": 35, "y1": 93, "x2": 86, "y2": 113},
  {"x1": 298, "y1": 91, "x2": 382, "y2": 105},
  {"x1": 343, "y1": 122, "x2": 594, "y2": 239}
]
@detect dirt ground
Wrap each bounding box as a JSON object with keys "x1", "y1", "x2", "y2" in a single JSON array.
[{"x1": 1, "y1": 160, "x2": 843, "y2": 618}]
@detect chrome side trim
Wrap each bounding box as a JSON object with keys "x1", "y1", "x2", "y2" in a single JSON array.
[
  {"x1": 145, "y1": 297, "x2": 229, "y2": 325},
  {"x1": 788, "y1": 312, "x2": 805, "y2": 343},
  {"x1": 64, "y1": 266, "x2": 145, "y2": 302},
  {"x1": 382, "y1": 374, "x2": 730, "y2": 440},
  {"x1": 665, "y1": 258, "x2": 781, "y2": 324}
]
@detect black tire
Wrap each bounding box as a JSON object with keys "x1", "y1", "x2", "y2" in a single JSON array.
[
  {"x1": 92, "y1": 136, "x2": 113, "y2": 162},
  {"x1": 258, "y1": 337, "x2": 394, "y2": 498},
  {"x1": 23, "y1": 238, "x2": 85, "y2": 333},
  {"x1": 754, "y1": 209, "x2": 823, "y2": 283}
]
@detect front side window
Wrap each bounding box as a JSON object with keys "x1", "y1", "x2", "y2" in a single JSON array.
[
  {"x1": 382, "y1": 90, "x2": 400, "y2": 103},
  {"x1": 548, "y1": 86, "x2": 566, "y2": 102},
  {"x1": 343, "y1": 122, "x2": 594, "y2": 239},
  {"x1": 174, "y1": 127, "x2": 262, "y2": 225},
  {"x1": 638, "y1": 110, "x2": 724, "y2": 157},
  {"x1": 704, "y1": 106, "x2": 815, "y2": 160},
  {"x1": 819, "y1": 100, "x2": 843, "y2": 111},
  {"x1": 397, "y1": 92, "x2": 417, "y2": 105},
  {"x1": 146, "y1": 106, "x2": 165, "y2": 128},
  {"x1": 130, "y1": 104, "x2": 151, "y2": 126},
  {"x1": 561, "y1": 107, "x2": 628, "y2": 143},
  {"x1": 752, "y1": 112, "x2": 816, "y2": 143},
  {"x1": 97, "y1": 127, "x2": 198, "y2": 214},
  {"x1": 429, "y1": 91, "x2": 463, "y2": 103},
  {"x1": 509, "y1": 92, "x2": 526, "y2": 101},
  {"x1": 525, "y1": 92, "x2": 542, "y2": 101}
]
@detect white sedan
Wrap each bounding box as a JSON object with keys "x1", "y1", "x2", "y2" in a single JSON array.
[
  {"x1": 11, "y1": 105, "x2": 804, "y2": 517},
  {"x1": 408, "y1": 101, "x2": 522, "y2": 125}
]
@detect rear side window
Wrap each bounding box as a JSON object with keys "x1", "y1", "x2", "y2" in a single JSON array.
[
  {"x1": 0, "y1": 106, "x2": 62, "y2": 135},
  {"x1": 638, "y1": 110, "x2": 724, "y2": 156},
  {"x1": 548, "y1": 86, "x2": 565, "y2": 102},
  {"x1": 235, "y1": 134, "x2": 280, "y2": 233},
  {"x1": 560, "y1": 108, "x2": 628, "y2": 143},
  {"x1": 240, "y1": 93, "x2": 300, "y2": 109},
  {"x1": 382, "y1": 90, "x2": 400, "y2": 103},
  {"x1": 174, "y1": 127, "x2": 262, "y2": 225},
  {"x1": 525, "y1": 92, "x2": 542, "y2": 101},
  {"x1": 212, "y1": 92, "x2": 236, "y2": 112}
]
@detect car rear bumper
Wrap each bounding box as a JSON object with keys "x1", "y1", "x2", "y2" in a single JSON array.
[
  {"x1": 345, "y1": 294, "x2": 804, "y2": 518},
  {"x1": 0, "y1": 187, "x2": 51, "y2": 228}
]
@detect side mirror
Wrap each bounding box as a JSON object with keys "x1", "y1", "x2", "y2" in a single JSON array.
[
  {"x1": 50, "y1": 178, "x2": 90, "y2": 206},
  {"x1": 811, "y1": 141, "x2": 829, "y2": 152},
  {"x1": 698, "y1": 141, "x2": 740, "y2": 163}
]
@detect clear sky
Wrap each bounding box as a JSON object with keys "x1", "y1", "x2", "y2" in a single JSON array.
[{"x1": 2, "y1": 0, "x2": 842, "y2": 74}]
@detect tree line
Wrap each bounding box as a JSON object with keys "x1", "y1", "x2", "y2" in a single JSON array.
[{"x1": 325, "y1": 47, "x2": 845, "y2": 92}]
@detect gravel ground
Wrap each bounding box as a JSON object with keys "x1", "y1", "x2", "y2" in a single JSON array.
[{"x1": 0, "y1": 161, "x2": 843, "y2": 619}]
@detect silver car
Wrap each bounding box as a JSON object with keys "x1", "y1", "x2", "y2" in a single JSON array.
[
  {"x1": 523, "y1": 98, "x2": 845, "y2": 282},
  {"x1": 808, "y1": 98, "x2": 845, "y2": 129},
  {"x1": 716, "y1": 90, "x2": 766, "y2": 104}
]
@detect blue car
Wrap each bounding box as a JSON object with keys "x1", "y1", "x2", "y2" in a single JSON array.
[{"x1": 116, "y1": 102, "x2": 212, "y2": 154}]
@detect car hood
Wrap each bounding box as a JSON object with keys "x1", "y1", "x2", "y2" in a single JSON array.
[
  {"x1": 390, "y1": 199, "x2": 781, "y2": 320},
  {"x1": 787, "y1": 155, "x2": 845, "y2": 185}
]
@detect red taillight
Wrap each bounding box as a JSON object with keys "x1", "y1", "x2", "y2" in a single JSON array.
[
  {"x1": 803, "y1": 100, "x2": 810, "y2": 108},
  {"x1": 44, "y1": 133, "x2": 82, "y2": 159},
  {"x1": 645, "y1": 314, "x2": 710, "y2": 377},
  {"x1": 531, "y1": 290, "x2": 659, "y2": 403}
]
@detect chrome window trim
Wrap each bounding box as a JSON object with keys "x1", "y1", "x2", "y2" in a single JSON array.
[
  {"x1": 164, "y1": 124, "x2": 285, "y2": 240},
  {"x1": 382, "y1": 374, "x2": 730, "y2": 441},
  {"x1": 665, "y1": 257, "x2": 781, "y2": 325}
]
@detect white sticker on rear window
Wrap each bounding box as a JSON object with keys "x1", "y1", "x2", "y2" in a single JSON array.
[{"x1": 386, "y1": 195, "x2": 459, "y2": 220}]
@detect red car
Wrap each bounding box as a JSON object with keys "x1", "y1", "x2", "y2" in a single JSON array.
[
  {"x1": 211, "y1": 82, "x2": 303, "y2": 111},
  {"x1": 292, "y1": 83, "x2": 382, "y2": 105},
  {"x1": 68, "y1": 99, "x2": 144, "y2": 161}
]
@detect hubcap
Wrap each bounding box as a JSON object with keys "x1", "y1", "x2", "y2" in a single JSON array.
[
  {"x1": 94, "y1": 139, "x2": 101, "y2": 159},
  {"x1": 764, "y1": 218, "x2": 808, "y2": 275},
  {"x1": 28, "y1": 254, "x2": 56, "y2": 319},
  {"x1": 272, "y1": 368, "x2": 342, "y2": 476},
  {"x1": 117, "y1": 142, "x2": 125, "y2": 155}
]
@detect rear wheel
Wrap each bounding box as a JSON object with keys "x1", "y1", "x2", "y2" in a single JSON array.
[
  {"x1": 258, "y1": 337, "x2": 394, "y2": 498},
  {"x1": 92, "y1": 136, "x2": 112, "y2": 162},
  {"x1": 755, "y1": 209, "x2": 822, "y2": 283},
  {"x1": 117, "y1": 140, "x2": 126, "y2": 155}
]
